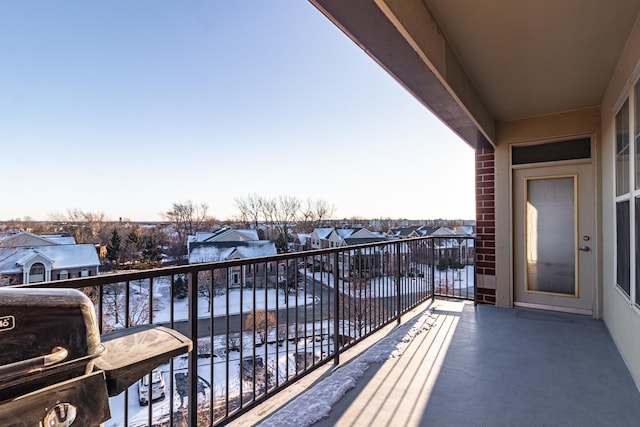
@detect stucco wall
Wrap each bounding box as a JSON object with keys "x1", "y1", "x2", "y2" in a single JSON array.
[{"x1": 493, "y1": 108, "x2": 601, "y2": 309}]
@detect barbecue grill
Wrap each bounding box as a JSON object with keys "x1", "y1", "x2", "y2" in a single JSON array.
[{"x1": 0, "y1": 288, "x2": 192, "y2": 426}]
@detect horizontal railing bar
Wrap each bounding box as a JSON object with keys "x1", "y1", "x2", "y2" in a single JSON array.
[{"x1": 9, "y1": 234, "x2": 475, "y2": 426}]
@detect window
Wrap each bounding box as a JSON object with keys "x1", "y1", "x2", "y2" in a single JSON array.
[
  {"x1": 615, "y1": 88, "x2": 640, "y2": 306},
  {"x1": 30, "y1": 263, "x2": 44, "y2": 275},
  {"x1": 59, "y1": 270, "x2": 69, "y2": 280},
  {"x1": 80, "y1": 269, "x2": 89, "y2": 277},
  {"x1": 512, "y1": 138, "x2": 591, "y2": 165},
  {"x1": 616, "y1": 100, "x2": 631, "y2": 297},
  {"x1": 29, "y1": 263, "x2": 45, "y2": 283}
]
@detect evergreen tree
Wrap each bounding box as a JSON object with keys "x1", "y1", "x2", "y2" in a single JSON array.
[
  {"x1": 172, "y1": 275, "x2": 188, "y2": 299},
  {"x1": 275, "y1": 232, "x2": 289, "y2": 254},
  {"x1": 142, "y1": 233, "x2": 163, "y2": 266},
  {"x1": 127, "y1": 230, "x2": 140, "y2": 247},
  {"x1": 106, "y1": 229, "x2": 121, "y2": 265}
]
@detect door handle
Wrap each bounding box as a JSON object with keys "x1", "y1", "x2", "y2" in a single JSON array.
[{"x1": 579, "y1": 246, "x2": 591, "y2": 252}]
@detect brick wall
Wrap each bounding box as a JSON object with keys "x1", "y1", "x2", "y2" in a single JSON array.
[{"x1": 475, "y1": 141, "x2": 496, "y2": 304}]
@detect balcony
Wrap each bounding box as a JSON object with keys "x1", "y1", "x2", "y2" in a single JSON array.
[
  {"x1": 13, "y1": 234, "x2": 640, "y2": 426},
  {"x1": 249, "y1": 298, "x2": 640, "y2": 426},
  {"x1": 8, "y1": 236, "x2": 470, "y2": 425}
]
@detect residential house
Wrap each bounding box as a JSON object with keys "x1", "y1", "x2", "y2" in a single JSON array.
[
  {"x1": 336, "y1": 227, "x2": 387, "y2": 246},
  {"x1": 454, "y1": 225, "x2": 475, "y2": 265},
  {"x1": 187, "y1": 228, "x2": 259, "y2": 254},
  {"x1": 388, "y1": 225, "x2": 438, "y2": 239},
  {"x1": 0, "y1": 231, "x2": 100, "y2": 285},
  {"x1": 310, "y1": 226, "x2": 386, "y2": 249},
  {"x1": 308, "y1": 227, "x2": 388, "y2": 278},
  {"x1": 291, "y1": 233, "x2": 311, "y2": 252},
  {"x1": 308, "y1": 227, "x2": 338, "y2": 249},
  {"x1": 187, "y1": 228, "x2": 278, "y2": 288},
  {"x1": 310, "y1": 0, "x2": 640, "y2": 388}
]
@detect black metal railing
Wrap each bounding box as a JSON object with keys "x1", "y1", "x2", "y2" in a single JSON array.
[{"x1": 13, "y1": 235, "x2": 474, "y2": 426}]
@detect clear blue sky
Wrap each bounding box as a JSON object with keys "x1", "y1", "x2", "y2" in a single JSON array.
[{"x1": 0, "y1": 1, "x2": 475, "y2": 222}]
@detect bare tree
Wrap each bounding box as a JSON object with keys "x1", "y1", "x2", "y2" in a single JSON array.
[
  {"x1": 270, "y1": 196, "x2": 300, "y2": 253},
  {"x1": 164, "y1": 201, "x2": 215, "y2": 258},
  {"x1": 48, "y1": 209, "x2": 110, "y2": 244},
  {"x1": 260, "y1": 198, "x2": 278, "y2": 240},
  {"x1": 234, "y1": 193, "x2": 264, "y2": 231},
  {"x1": 101, "y1": 282, "x2": 154, "y2": 331},
  {"x1": 197, "y1": 269, "x2": 228, "y2": 313},
  {"x1": 297, "y1": 198, "x2": 335, "y2": 232},
  {"x1": 245, "y1": 309, "x2": 276, "y2": 345},
  {"x1": 339, "y1": 275, "x2": 387, "y2": 338},
  {"x1": 3, "y1": 217, "x2": 50, "y2": 234}
]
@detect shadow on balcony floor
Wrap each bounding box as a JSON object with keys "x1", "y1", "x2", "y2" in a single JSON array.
[{"x1": 263, "y1": 299, "x2": 640, "y2": 427}]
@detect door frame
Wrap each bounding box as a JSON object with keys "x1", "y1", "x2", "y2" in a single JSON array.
[{"x1": 510, "y1": 140, "x2": 598, "y2": 316}]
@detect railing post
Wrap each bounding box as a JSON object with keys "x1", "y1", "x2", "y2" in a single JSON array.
[
  {"x1": 395, "y1": 241, "x2": 401, "y2": 324},
  {"x1": 333, "y1": 251, "x2": 340, "y2": 366},
  {"x1": 431, "y1": 238, "x2": 436, "y2": 302},
  {"x1": 473, "y1": 236, "x2": 478, "y2": 306},
  {"x1": 187, "y1": 270, "x2": 198, "y2": 427}
]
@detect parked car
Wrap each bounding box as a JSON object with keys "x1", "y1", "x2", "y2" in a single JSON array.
[
  {"x1": 174, "y1": 372, "x2": 210, "y2": 408},
  {"x1": 138, "y1": 369, "x2": 166, "y2": 405}
]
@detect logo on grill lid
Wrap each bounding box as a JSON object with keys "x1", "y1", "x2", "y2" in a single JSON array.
[{"x1": 0, "y1": 315, "x2": 15, "y2": 332}]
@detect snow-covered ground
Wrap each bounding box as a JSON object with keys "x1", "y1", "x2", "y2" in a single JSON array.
[
  {"x1": 101, "y1": 276, "x2": 317, "y2": 330},
  {"x1": 304, "y1": 264, "x2": 475, "y2": 298},
  {"x1": 102, "y1": 275, "x2": 325, "y2": 426},
  {"x1": 154, "y1": 287, "x2": 317, "y2": 322},
  {"x1": 106, "y1": 328, "x2": 335, "y2": 427}
]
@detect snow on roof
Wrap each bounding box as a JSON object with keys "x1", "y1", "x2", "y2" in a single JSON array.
[
  {"x1": 313, "y1": 228, "x2": 334, "y2": 239},
  {"x1": 188, "y1": 246, "x2": 234, "y2": 264},
  {"x1": 335, "y1": 228, "x2": 356, "y2": 239},
  {"x1": 0, "y1": 250, "x2": 32, "y2": 273},
  {"x1": 188, "y1": 241, "x2": 277, "y2": 264},
  {"x1": 296, "y1": 233, "x2": 311, "y2": 245},
  {"x1": 237, "y1": 229, "x2": 259, "y2": 240},
  {"x1": 200, "y1": 228, "x2": 259, "y2": 242},
  {"x1": 0, "y1": 231, "x2": 58, "y2": 248},
  {"x1": 455, "y1": 225, "x2": 474, "y2": 236},
  {"x1": 390, "y1": 226, "x2": 421, "y2": 237},
  {"x1": 192, "y1": 232, "x2": 215, "y2": 242},
  {"x1": 234, "y1": 241, "x2": 277, "y2": 259},
  {"x1": 16, "y1": 249, "x2": 55, "y2": 266},
  {"x1": 34, "y1": 244, "x2": 100, "y2": 269},
  {"x1": 38, "y1": 234, "x2": 77, "y2": 245},
  {"x1": 431, "y1": 227, "x2": 456, "y2": 236},
  {"x1": 0, "y1": 244, "x2": 100, "y2": 272},
  {"x1": 343, "y1": 237, "x2": 386, "y2": 246}
]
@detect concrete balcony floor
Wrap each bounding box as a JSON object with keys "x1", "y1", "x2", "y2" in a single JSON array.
[{"x1": 251, "y1": 298, "x2": 640, "y2": 427}]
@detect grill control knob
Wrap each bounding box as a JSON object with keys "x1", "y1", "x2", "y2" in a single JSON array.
[{"x1": 42, "y1": 403, "x2": 77, "y2": 427}]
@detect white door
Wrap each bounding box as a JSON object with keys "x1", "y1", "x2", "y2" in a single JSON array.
[{"x1": 513, "y1": 163, "x2": 595, "y2": 314}]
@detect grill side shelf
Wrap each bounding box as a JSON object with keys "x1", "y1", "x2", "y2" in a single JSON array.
[{"x1": 94, "y1": 324, "x2": 193, "y2": 396}]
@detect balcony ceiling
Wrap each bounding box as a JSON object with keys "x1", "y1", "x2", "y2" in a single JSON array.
[
  {"x1": 311, "y1": 0, "x2": 640, "y2": 146},
  {"x1": 423, "y1": 0, "x2": 640, "y2": 122}
]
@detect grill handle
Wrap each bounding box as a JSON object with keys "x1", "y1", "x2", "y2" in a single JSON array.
[{"x1": 0, "y1": 346, "x2": 69, "y2": 381}]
